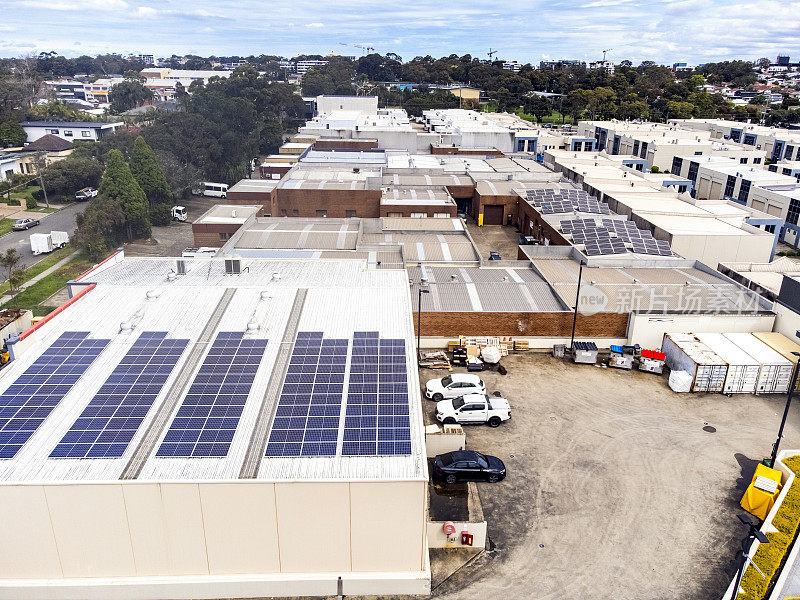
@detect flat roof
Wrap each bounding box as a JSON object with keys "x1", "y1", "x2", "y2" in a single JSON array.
[
  {"x1": 0, "y1": 258, "x2": 426, "y2": 483},
  {"x1": 232, "y1": 218, "x2": 360, "y2": 251},
  {"x1": 195, "y1": 205, "x2": 261, "y2": 225},
  {"x1": 530, "y1": 257, "x2": 771, "y2": 314},
  {"x1": 407, "y1": 265, "x2": 566, "y2": 312},
  {"x1": 20, "y1": 121, "x2": 121, "y2": 128},
  {"x1": 227, "y1": 179, "x2": 278, "y2": 194}
]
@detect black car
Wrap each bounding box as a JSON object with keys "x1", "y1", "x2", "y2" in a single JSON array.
[{"x1": 431, "y1": 450, "x2": 506, "y2": 484}]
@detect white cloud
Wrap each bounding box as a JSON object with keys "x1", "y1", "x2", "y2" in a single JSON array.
[
  {"x1": 135, "y1": 6, "x2": 157, "y2": 17},
  {"x1": 305, "y1": 22, "x2": 324, "y2": 28},
  {"x1": 21, "y1": 0, "x2": 127, "y2": 10}
]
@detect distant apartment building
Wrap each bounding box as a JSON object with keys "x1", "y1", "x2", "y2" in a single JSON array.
[
  {"x1": 539, "y1": 59, "x2": 586, "y2": 70},
  {"x1": 20, "y1": 121, "x2": 123, "y2": 143},
  {"x1": 83, "y1": 78, "x2": 124, "y2": 103},
  {"x1": 502, "y1": 61, "x2": 522, "y2": 72},
  {"x1": 136, "y1": 54, "x2": 155, "y2": 66},
  {"x1": 670, "y1": 119, "x2": 800, "y2": 163},
  {"x1": 295, "y1": 60, "x2": 328, "y2": 75},
  {"x1": 588, "y1": 60, "x2": 615, "y2": 74},
  {"x1": 44, "y1": 79, "x2": 86, "y2": 101},
  {"x1": 672, "y1": 62, "x2": 693, "y2": 72}
]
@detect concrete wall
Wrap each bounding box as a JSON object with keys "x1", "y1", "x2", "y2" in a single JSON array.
[
  {"x1": 316, "y1": 96, "x2": 378, "y2": 116},
  {"x1": 667, "y1": 231, "x2": 774, "y2": 267},
  {"x1": 773, "y1": 302, "x2": 800, "y2": 342},
  {"x1": 425, "y1": 430, "x2": 466, "y2": 457},
  {"x1": 627, "y1": 312, "x2": 776, "y2": 349},
  {"x1": 0, "y1": 479, "x2": 428, "y2": 598}
]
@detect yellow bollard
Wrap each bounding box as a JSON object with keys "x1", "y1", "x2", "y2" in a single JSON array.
[{"x1": 478, "y1": 213, "x2": 484, "y2": 226}]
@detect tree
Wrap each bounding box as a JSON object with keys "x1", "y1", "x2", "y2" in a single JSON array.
[
  {"x1": 74, "y1": 194, "x2": 125, "y2": 260},
  {"x1": 0, "y1": 249, "x2": 21, "y2": 292},
  {"x1": 0, "y1": 121, "x2": 25, "y2": 147},
  {"x1": 98, "y1": 150, "x2": 150, "y2": 240},
  {"x1": 109, "y1": 80, "x2": 153, "y2": 113},
  {"x1": 41, "y1": 156, "x2": 103, "y2": 200},
  {"x1": 301, "y1": 69, "x2": 334, "y2": 96},
  {"x1": 757, "y1": 58, "x2": 771, "y2": 71},
  {"x1": 129, "y1": 136, "x2": 171, "y2": 206},
  {"x1": 523, "y1": 95, "x2": 553, "y2": 122}
]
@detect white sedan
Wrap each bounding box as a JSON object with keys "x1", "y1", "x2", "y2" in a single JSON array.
[{"x1": 425, "y1": 373, "x2": 486, "y2": 401}]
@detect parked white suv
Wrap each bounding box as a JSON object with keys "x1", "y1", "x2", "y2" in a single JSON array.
[
  {"x1": 425, "y1": 374, "x2": 485, "y2": 401},
  {"x1": 436, "y1": 393, "x2": 511, "y2": 427}
]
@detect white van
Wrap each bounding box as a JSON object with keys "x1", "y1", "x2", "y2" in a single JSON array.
[{"x1": 201, "y1": 182, "x2": 228, "y2": 198}]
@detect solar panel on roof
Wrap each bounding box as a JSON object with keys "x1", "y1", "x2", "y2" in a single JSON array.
[
  {"x1": 156, "y1": 332, "x2": 267, "y2": 458},
  {"x1": 0, "y1": 332, "x2": 110, "y2": 459},
  {"x1": 50, "y1": 332, "x2": 189, "y2": 459},
  {"x1": 342, "y1": 332, "x2": 410, "y2": 456},
  {"x1": 265, "y1": 332, "x2": 348, "y2": 457}
]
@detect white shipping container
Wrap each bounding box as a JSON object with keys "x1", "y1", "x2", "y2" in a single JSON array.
[
  {"x1": 724, "y1": 333, "x2": 794, "y2": 394},
  {"x1": 695, "y1": 333, "x2": 760, "y2": 394},
  {"x1": 662, "y1": 333, "x2": 728, "y2": 393}
]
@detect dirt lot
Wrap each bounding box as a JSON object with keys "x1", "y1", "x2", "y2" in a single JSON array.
[
  {"x1": 124, "y1": 196, "x2": 220, "y2": 257},
  {"x1": 419, "y1": 353, "x2": 800, "y2": 600},
  {"x1": 464, "y1": 221, "x2": 520, "y2": 262}
]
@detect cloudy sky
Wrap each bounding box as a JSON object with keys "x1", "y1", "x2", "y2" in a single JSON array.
[{"x1": 2, "y1": 0, "x2": 798, "y2": 64}]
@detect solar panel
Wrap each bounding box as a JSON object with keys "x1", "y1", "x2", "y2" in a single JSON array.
[
  {"x1": 342, "y1": 332, "x2": 410, "y2": 456},
  {"x1": 156, "y1": 332, "x2": 267, "y2": 458},
  {"x1": 50, "y1": 332, "x2": 189, "y2": 459},
  {"x1": 0, "y1": 332, "x2": 109, "y2": 459},
  {"x1": 265, "y1": 332, "x2": 348, "y2": 457}
]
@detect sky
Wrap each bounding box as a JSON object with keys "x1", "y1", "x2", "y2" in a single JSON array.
[{"x1": 2, "y1": 0, "x2": 799, "y2": 65}]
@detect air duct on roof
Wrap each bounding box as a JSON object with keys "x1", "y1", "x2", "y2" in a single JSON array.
[{"x1": 225, "y1": 258, "x2": 241, "y2": 275}]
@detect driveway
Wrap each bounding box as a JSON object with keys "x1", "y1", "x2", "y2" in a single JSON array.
[
  {"x1": 420, "y1": 353, "x2": 800, "y2": 600},
  {"x1": 0, "y1": 203, "x2": 85, "y2": 270}
]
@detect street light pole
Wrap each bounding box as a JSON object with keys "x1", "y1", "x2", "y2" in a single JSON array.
[
  {"x1": 417, "y1": 277, "x2": 429, "y2": 361},
  {"x1": 730, "y1": 514, "x2": 769, "y2": 600},
  {"x1": 569, "y1": 260, "x2": 585, "y2": 353},
  {"x1": 770, "y1": 351, "x2": 800, "y2": 467}
]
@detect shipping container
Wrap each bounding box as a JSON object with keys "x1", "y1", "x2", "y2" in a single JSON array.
[
  {"x1": 695, "y1": 333, "x2": 760, "y2": 394},
  {"x1": 662, "y1": 333, "x2": 728, "y2": 393},
  {"x1": 752, "y1": 332, "x2": 800, "y2": 393},
  {"x1": 724, "y1": 333, "x2": 794, "y2": 394}
]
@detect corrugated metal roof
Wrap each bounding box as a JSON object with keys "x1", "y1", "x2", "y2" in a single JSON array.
[{"x1": 0, "y1": 259, "x2": 426, "y2": 483}]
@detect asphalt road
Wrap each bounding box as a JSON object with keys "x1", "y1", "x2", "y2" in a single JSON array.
[{"x1": 0, "y1": 203, "x2": 86, "y2": 270}]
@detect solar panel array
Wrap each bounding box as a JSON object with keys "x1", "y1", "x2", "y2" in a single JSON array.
[
  {"x1": 584, "y1": 238, "x2": 628, "y2": 256},
  {"x1": 526, "y1": 188, "x2": 611, "y2": 215},
  {"x1": 0, "y1": 332, "x2": 109, "y2": 459},
  {"x1": 343, "y1": 332, "x2": 411, "y2": 456},
  {"x1": 265, "y1": 332, "x2": 348, "y2": 457},
  {"x1": 50, "y1": 332, "x2": 189, "y2": 459},
  {"x1": 601, "y1": 218, "x2": 672, "y2": 256},
  {"x1": 156, "y1": 332, "x2": 267, "y2": 458}
]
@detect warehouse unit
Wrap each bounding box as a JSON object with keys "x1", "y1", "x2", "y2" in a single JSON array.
[
  {"x1": 752, "y1": 332, "x2": 800, "y2": 392},
  {"x1": 695, "y1": 333, "x2": 760, "y2": 394},
  {"x1": 724, "y1": 332, "x2": 794, "y2": 394},
  {"x1": 0, "y1": 257, "x2": 429, "y2": 599},
  {"x1": 662, "y1": 334, "x2": 728, "y2": 392}
]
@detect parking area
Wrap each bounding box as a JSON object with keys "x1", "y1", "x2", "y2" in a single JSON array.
[
  {"x1": 420, "y1": 353, "x2": 800, "y2": 599},
  {"x1": 124, "y1": 196, "x2": 220, "y2": 257},
  {"x1": 463, "y1": 221, "x2": 521, "y2": 262}
]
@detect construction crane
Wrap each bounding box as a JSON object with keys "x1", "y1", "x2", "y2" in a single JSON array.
[
  {"x1": 488, "y1": 48, "x2": 498, "y2": 61},
  {"x1": 602, "y1": 48, "x2": 612, "y2": 61},
  {"x1": 339, "y1": 42, "x2": 375, "y2": 55}
]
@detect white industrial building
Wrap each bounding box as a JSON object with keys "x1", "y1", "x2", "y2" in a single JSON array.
[
  {"x1": 0, "y1": 256, "x2": 429, "y2": 599},
  {"x1": 20, "y1": 121, "x2": 123, "y2": 143}
]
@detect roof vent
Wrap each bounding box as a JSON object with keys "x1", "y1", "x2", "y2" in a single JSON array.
[
  {"x1": 261, "y1": 290, "x2": 272, "y2": 300},
  {"x1": 225, "y1": 258, "x2": 241, "y2": 275},
  {"x1": 176, "y1": 259, "x2": 186, "y2": 275},
  {"x1": 271, "y1": 272, "x2": 281, "y2": 281},
  {"x1": 120, "y1": 321, "x2": 133, "y2": 331},
  {"x1": 166, "y1": 273, "x2": 176, "y2": 281},
  {"x1": 146, "y1": 289, "x2": 162, "y2": 299},
  {"x1": 246, "y1": 320, "x2": 259, "y2": 332}
]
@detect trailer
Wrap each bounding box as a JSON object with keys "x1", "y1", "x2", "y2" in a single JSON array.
[
  {"x1": 724, "y1": 333, "x2": 794, "y2": 394},
  {"x1": 695, "y1": 333, "x2": 760, "y2": 394},
  {"x1": 662, "y1": 333, "x2": 727, "y2": 393},
  {"x1": 29, "y1": 231, "x2": 69, "y2": 255},
  {"x1": 752, "y1": 332, "x2": 800, "y2": 393}
]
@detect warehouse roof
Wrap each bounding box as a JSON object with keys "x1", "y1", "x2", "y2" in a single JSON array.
[
  {"x1": 230, "y1": 218, "x2": 360, "y2": 251},
  {"x1": 194, "y1": 205, "x2": 261, "y2": 225},
  {"x1": 359, "y1": 232, "x2": 479, "y2": 263},
  {"x1": 530, "y1": 256, "x2": 772, "y2": 314},
  {"x1": 0, "y1": 257, "x2": 426, "y2": 483},
  {"x1": 226, "y1": 179, "x2": 278, "y2": 194},
  {"x1": 380, "y1": 187, "x2": 455, "y2": 206},
  {"x1": 407, "y1": 265, "x2": 566, "y2": 312}
]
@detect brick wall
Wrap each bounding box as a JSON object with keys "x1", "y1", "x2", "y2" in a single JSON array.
[
  {"x1": 192, "y1": 223, "x2": 244, "y2": 248},
  {"x1": 413, "y1": 311, "x2": 629, "y2": 338},
  {"x1": 472, "y1": 190, "x2": 520, "y2": 224},
  {"x1": 516, "y1": 202, "x2": 570, "y2": 245},
  {"x1": 380, "y1": 205, "x2": 458, "y2": 217},
  {"x1": 275, "y1": 188, "x2": 381, "y2": 218},
  {"x1": 314, "y1": 139, "x2": 378, "y2": 150},
  {"x1": 226, "y1": 190, "x2": 275, "y2": 214},
  {"x1": 259, "y1": 165, "x2": 291, "y2": 179}
]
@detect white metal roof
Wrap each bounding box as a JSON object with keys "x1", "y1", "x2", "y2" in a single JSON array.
[{"x1": 0, "y1": 258, "x2": 426, "y2": 484}]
